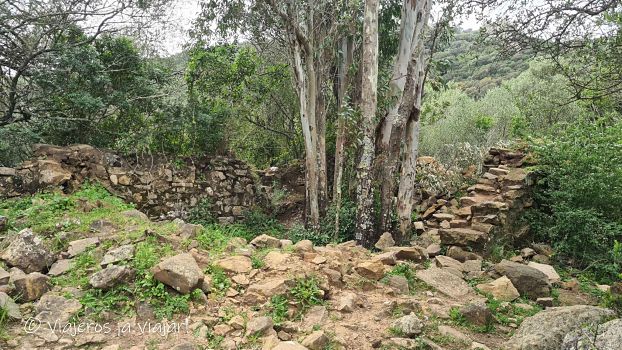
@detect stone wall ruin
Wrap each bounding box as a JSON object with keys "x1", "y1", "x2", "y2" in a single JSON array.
[{"x1": 0, "y1": 144, "x2": 258, "y2": 222}]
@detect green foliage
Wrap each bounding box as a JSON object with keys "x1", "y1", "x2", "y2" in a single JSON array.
[
  {"x1": 286, "y1": 199, "x2": 357, "y2": 245},
  {"x1": 527, "y1": 119, "x2": 622, "y2": 282},
  {"x1": 187, "y1": 198, "x2": 216, "y2": 226},
  {"x1": 382, "y1": 264, "x2": 428, "y2": 293},
  {"x1": 290, "y1": 276, "x2": 324, "y2": 315},
  {"x1": 268, "y1": 295, "x2": 289, "y2": 326},
  {"x1": 205, "y1": 266, "x2": 232, "y2": 297}
]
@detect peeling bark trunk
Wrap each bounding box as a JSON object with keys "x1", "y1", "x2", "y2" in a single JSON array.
[
  {"x1": 378, "y1": 0, "x2": 431, "y2": 238},
  {"x1": 355, "y1": 0, "x2": 380, "y2": 247},
  {"x1": 396, "y1": 2, "x2": 431, "y2": 239}
]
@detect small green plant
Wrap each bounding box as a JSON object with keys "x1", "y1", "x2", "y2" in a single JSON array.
[
  {"x1": 206, "y1": 266, "x2": 232, "y2": 297},
  {"x1": 187, "y1": 198, "x2": 216, "y2": 226},
  {"x1": 382, "y1": 263, "x2": 429, "y2": 293},
  {"x1": 268, "y1": 295, "x2": 289, "y2": 325},
  {"x1": 290, "y1": 276, "x2": 324, "y2": 315},
  {"x1": 449, "y1": 307, "x2": 467, "y2": 326},
  {"x1": 251, "y1": 254, "x2": 266, "y2": 269}
]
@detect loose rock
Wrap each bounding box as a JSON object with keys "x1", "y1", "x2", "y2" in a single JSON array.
[
  {"x1": 1, "y1": 228, "x2": 55, "y2": 273},
  {"x1": 152, "y1": 253, "x2": 203, "y2": 294}
]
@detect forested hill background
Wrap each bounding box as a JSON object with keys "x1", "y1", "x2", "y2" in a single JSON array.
[{"x1": 433, "y1": 29, "x2": 532, "y2": 98}]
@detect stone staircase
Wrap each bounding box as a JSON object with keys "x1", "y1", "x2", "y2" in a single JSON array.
[{"x1": 413, "y1": 148, "x2": 535, "y2": 258}]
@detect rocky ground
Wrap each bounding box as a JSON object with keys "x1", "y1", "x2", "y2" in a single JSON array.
[
  {"x1": 0, "y1": 211, "x2": 620, "y2": 350},
  {"x1": 0, "y1": 147, "x2": 620, "y2": 350}
]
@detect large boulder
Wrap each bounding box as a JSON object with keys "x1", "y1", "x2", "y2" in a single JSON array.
[
  {"x1": 415, "y1": 267, "x2": 475, "y2": 299},
  {"x1": 250, "y1": 234, "x2": 281, "y2": 249},
  {"x1": 561, "y1": 318, "x2": 622, "y2": 350},
  {"x1": 152, "y1": 253, "x2": 203, "y2": 294},
  {"x1": 1, "y1": 228, "x2": 55, "y2": 273},
  {"x1": 504, "y1": 305, "x2": 615, "y2": 350},
  {"x1": 493, "y1": 260, "x2": 550, "y2": 299}
]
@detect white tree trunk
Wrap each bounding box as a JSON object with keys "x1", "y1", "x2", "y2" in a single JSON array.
[
  {"x1": 397, "y1": 0, "x2": 431, "y2": 237},
  {"x1": 292, "y1": 38, "x2": 321, "y2": 229},
  {"x1": 355, "y1": 0, "x2": 380, "y2": 246}
]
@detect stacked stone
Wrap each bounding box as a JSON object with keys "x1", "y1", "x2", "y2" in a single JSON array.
[
  {"x1": 414, "y1": 148, "x2": 535, "y2": 257},
  {"x1": 0, "y1": 144, "x2": 258, "y2": 222}
]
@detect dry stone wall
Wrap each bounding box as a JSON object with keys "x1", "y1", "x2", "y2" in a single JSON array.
[
  {"x1": 413, "y1": 147, "x2": 536, "y2": 256},
  {"x1": 0, "y1": 144, "x2": 258, "y2": 222}
]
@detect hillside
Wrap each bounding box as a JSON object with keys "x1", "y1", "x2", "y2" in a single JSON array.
[{"x1": 434, "y1": 29, "x2": 533, "y2": 98}]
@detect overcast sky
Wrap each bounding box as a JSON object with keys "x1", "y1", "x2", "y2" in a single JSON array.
[{"x1": 160, "y1": 0, "x2": 482, "y2": 55}]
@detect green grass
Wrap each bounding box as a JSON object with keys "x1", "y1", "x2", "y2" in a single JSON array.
[
  {"x1": 381, "y1": 263, "x2": 430, "y2": 294},
  {"x1": 0, "y1": 182, "x2": 208, "y2": 321},
  {"x1": 290, "y1": 275, "x2": 324, "y2": 317},
  {"x1": 205, "y1": 265, "x2": 232, "y2": 298},
  {"x1": 268, "y1": 295, "x2": 289, "y2": 325}
]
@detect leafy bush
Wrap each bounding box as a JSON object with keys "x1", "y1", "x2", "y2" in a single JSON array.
[
  {"x1": 187, "y1": 198, "x2": 216, "y2": 226},
  {"x1": 527, "y1": 119, "x2": 622, "y2": 282}
]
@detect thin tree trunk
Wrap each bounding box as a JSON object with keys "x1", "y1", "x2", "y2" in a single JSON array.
[
  {"x1": 355, "y1": 0, "x2": 380, "y2": 247},
  {"x1": 292, "y1": 38, "x2": 321, "y2": 229},
  {"x1": 333, "y1": 36, "x2": 353, "y2": 240}
]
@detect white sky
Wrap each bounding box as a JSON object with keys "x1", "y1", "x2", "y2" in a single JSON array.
[{"x1": 160, "y1": 0, "x2": 482, "y2": 55}]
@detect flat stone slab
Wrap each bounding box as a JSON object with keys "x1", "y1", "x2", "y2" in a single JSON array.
[{"x1": 416, "y1": 267, "x2": 477, "y2": 300}]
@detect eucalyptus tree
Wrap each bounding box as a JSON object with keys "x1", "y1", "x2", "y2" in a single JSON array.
[{"x1": 195, "y1": 0, "x2": 359, "y2": 229}]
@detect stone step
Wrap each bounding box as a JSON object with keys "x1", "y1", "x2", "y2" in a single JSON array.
[
  {"x1": 471, "y1": 222, "x2": 495, "y2": 234},
  {"x1": 439, "y1": 228, "x2": 488, "y2": 247},
  {"x1": 449, "y1": 219, "x2": 469, "y2": 228},
  {"x1": 471, "y1": 201, "x2": 508, "y2": 217},
  {"x1": 482, "y1": 172, "x2": 498, "y2": 180},
  {"x1": 489, "y1": 167, "x2": 510, "y2": 176},
  {"x1": 472, "y1": 215, "x2": 499, "y2": 225},
  {"x1": 467, "y1": 184, "x2": 498, "y2": 194},
  {"x1": 432, "y1": 213, "x2": 455, "y2": 221}
]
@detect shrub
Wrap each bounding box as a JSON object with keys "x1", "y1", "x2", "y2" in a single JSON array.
[{"x1": 527, "y1": 119, "x2": 622, "y2": 282}]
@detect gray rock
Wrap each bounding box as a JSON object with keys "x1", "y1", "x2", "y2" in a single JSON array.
[
  {"x1": 121, "y1": 209, "x2": 149, "y2": 221},
  {"x1": 151, "y1": 253, "x2": 203, "y2": 294},
  {"x1": 391, "y1": 314, "x2": 423, "y2": 337},
  {"x1": 101, "y1": 244, "x2": 134, "y2": 266},
  {"x1": 48, "y1": 259, "x2": 73, "y2": 276},
  {"x1": 0, "y1": 292, "x2": 21, "y2": 319},
  {"x1": 89, "y1": 265, "x2": 134, "y2": 289},
  {"x1": 34, "y1": 293, "x2": 82, "y2": 325},
  {"x1": 0, "y1": 216, "x2": 7, "y2": 232},
  {"x1": 387, "y1": 275, "x2": 410, "y2": 294},
  {"x1": 250, "y1": 234, "x2": 282, "y2": 249},
  {"x1": 67, "y1": 237, "x2": 99, "y2": 257},
  {"x1": 89, "y1": 220, "x2": 117, "y2": 234},
  {"x1": 416, "y1": 267, "x2": 475, "y2": 299},
  {"x1": 246, "y1": 316, "x2": 273, "y2": 336},
  {"x1": 494, "y1": 259, "x2": 550, "y2": 299},
  {"x1": 504, "y1": 305, "x2": 616, "y2": 350},
  {"x1": 460, "y1": 301, "x2": 493, "y2": 326},
  {"x1": 562, "y1": 318, "x2": 622, "y2": 350},
  {"x1": 1, "y1": 228, "x2": 55, "y2": 273},
  {"x1": 374, "y1": 232, "x2": 395, "y2": 250}
]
